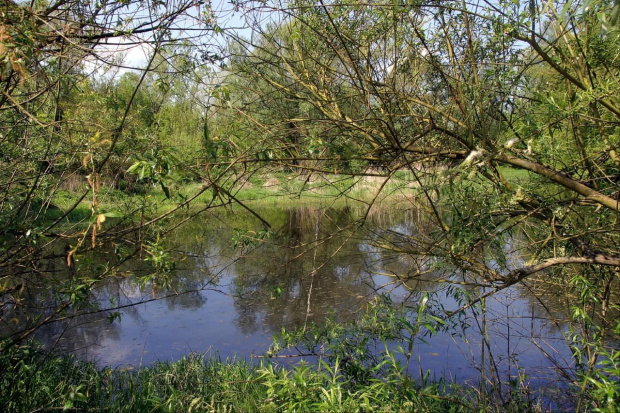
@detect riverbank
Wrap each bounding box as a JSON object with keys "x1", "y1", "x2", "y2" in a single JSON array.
[
  {"x1": 0, "y1": 342, "x2": 468, "y2": 412},
  {"x1": 1, "y1": 293, "x2": 590, "y2": 412},
  {"x1": 45, "y1": 168, "x2": 533, "y2": 229}
]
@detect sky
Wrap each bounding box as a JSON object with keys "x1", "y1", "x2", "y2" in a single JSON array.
[{"x1": 84, "y1": 0, "x2": 277, "y2": 78}]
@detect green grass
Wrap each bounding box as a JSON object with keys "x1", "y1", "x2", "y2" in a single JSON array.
[
  {"x1": 0, "y1": 343, "x2": 467, "y2": 413},
  {"x1": 41, "y1": 167, "x2": 541, "y2": 232},
  {"x1": 43, "y1": 172, "x2": 419, "y2": 227},
  {"x1": 499, "y1": 167, "x2": 534, "y2": 183}
]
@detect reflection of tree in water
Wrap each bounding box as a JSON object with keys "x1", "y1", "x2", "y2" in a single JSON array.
[
  {"x1": 164, "y1": 290, "x2": 207, "y2": 310},
  {"x1": 0, "y1": 250, "x2": 123, "y2": 356},
  {"x1": 26, "y1": 217, "x2": 238, "y2": 354},
  {"x1": 235, "y1": 305, "x2": 259, "y2": 335},
  {"x1": 15, "y1": 205, "x2": 596, "y2": 374},
  {"x1": 230, "y1": 207, "x2": 413, "y2": 335},
  {"x1": 27, "y1": 238, "x2": 228, "y2": 355},
  {"x1": 34, "y1": 310, "x2": 122, "y2": 359}
]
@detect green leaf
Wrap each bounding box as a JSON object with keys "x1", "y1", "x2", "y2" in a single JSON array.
[
  {"x1": 160, "y1": 182, "x2": 170, "y2": 199},
  {"x1": 126, "y1": 161, "x2": 140, "y2": 173}
]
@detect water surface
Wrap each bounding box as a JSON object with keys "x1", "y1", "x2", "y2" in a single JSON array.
[{"x1": 33, "y1": 205, "x2": 576, "y2": 403}]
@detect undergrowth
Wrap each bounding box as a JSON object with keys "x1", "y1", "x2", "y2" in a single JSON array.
[{"x1": 0, "y1": 343, "x2": 464, "y2": 412}]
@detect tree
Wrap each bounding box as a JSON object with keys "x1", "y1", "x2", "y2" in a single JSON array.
[
  {"x1": 225, "y1": 0, "x2": 620, "y2": 405},
  {"x1": 230, "y1": 0, "x2": 620, "y2": 295},
  {"x1": 0, "y1": 0, "x2": 232, "y2": 347}
]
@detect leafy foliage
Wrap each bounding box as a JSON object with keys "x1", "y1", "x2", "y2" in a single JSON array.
[{"x1": 1, "y1": 0, "x2": 620, "y2": 410}]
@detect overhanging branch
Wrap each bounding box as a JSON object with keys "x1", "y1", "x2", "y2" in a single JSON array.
[
  {"x1": 447, "y1": 253, "x2": 620, "y2": 316},
  {"x1": 503, "y1": 254, "x2": 620, "y2": 285},
  {"x1": 496, "y1": 153, "x2": 620, "y2": 212}
]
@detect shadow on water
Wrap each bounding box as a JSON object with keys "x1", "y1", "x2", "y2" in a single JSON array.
[{"x1": 7, "y1": 204, "x2": 591, "y2": 405}]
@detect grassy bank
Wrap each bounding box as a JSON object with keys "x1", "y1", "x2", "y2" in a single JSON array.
[
  {"x1": 41, "y1": 171, "x2": 414, "y2": 231},
  {"x1": 46, "y1": 167, "x2": 534, "y2": 228},
  {"x1": 0, "y1": 343, "x2": 469, "y2": 413}
]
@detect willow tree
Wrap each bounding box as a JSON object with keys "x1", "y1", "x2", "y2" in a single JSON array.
[
  {"x1": 230, "y1": 0, "x2": 620, "y2": 294},
  {"x1": 226, "y1": 0, "x2": 620, "y2": 404}
]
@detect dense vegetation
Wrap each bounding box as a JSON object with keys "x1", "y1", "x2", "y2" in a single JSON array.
[{"x1": 1, "y1": 0, "x2": 620, "y2": 410}]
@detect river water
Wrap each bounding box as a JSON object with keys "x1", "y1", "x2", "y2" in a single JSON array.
[{"x1": 31, "y1": 204, "x2": 577, "y2": 404}]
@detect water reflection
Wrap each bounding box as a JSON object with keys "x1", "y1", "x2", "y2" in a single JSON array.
[{"x1": 27, "y1": 205, "x2": 578, "y2": 400}]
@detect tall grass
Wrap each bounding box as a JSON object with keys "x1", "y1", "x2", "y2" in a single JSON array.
[{"x1": 0, "y1": 342, "x2": 466, "y2": 412}]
